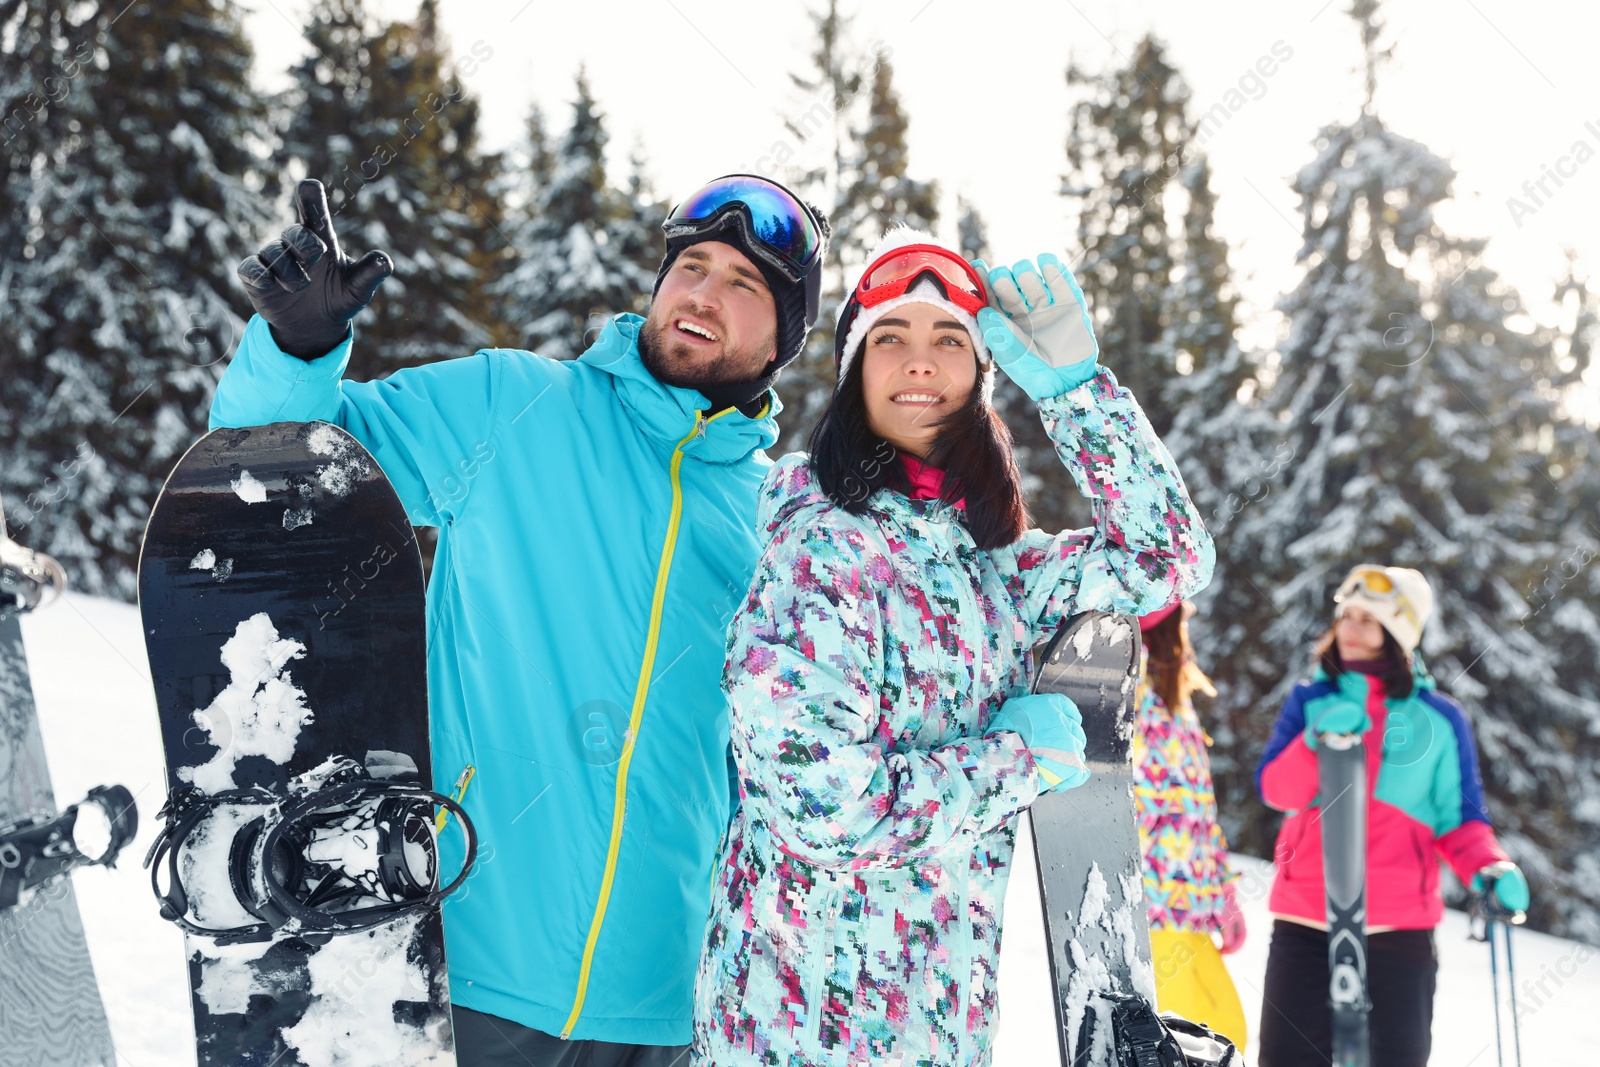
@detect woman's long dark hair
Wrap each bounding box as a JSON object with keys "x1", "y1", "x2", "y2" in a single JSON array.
[
  {"x1": 1143, "y1": 609, "x2": 1215, "y2": 713},
  {"x1": 807, "y1": 347, "x2": 1030, "y2": 550},
  {"x1": 1313, "y1": 625, "x2": 1415, "y2": 699}
]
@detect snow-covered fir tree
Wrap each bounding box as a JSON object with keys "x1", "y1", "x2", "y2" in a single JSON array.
[
  {"x1": 1161, "y1": 156, "x2": 1290, "y2": 849},
  {"x1": 1063, "y1": 34, "x2": 1190, "y2": 440},
  {"x1": 954, "y1": 193, "x2": 986, "y2": 266},
  {"x1": 280, "y1": 0, "x2": 502, "y2": 379},
  {"x1": 613, "y1": 140, "x2": 669, "y2": 297},
  {"x1": 1517, "y1": 260, "x2": 1600, "y2": 935},
  {"x1": 491, "y1": 72, "x2": 659, "y2": 361},
  {"x1": 1227, "y1": 1, "x2": 1600, "y2": 937},
  {"x1": 1, "y1": 0, "x2": 271, "y2": 598},
  {"x1": 836, "y1": 53, "x2": 938, "y2": 267},
  {"x1": 1044, "y1": 38, "x2": 1237, "y2": 533},
  {"x1": 772, "y1": 0, "x2": 939, "y2": 454}
]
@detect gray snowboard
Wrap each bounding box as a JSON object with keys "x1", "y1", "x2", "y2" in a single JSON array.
[
  {"x1": 0, "y1": 520, "x2": 116, "y2": 1067},
  {"x1": 1028, "y1": 611, "x2": 1153, "y2": 1067}
]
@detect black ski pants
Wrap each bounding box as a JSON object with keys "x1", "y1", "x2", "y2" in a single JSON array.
[
  {"x1": 453, "y1": 1007, "x2": 691, "y2": 1067},
  {"x1": 1258, "y1": 919, "x2": 1438, "y2": 1067}
]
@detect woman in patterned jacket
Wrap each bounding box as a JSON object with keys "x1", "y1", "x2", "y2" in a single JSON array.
[
  {"x1": 690, "y1": 229, "x2": 1215, "y2": 1067},
  {"x1": 1133, "y1": 601, "x2": 1247, "y2": 1051}
]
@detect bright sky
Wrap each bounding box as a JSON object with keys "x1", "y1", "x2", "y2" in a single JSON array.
[{"x1": 243, "y1": 0, "x2": 1600, "y2": 408}]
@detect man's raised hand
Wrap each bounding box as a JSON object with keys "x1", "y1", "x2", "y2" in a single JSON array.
[{"x1": 237, "y1": 179, "x2": 393, "y2": 360}]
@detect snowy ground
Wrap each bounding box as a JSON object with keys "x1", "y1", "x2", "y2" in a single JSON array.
[{"x1": 20, "y1": 591, "x2": 1600, "y2": 1066}]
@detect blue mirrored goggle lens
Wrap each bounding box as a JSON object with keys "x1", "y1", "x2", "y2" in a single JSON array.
[{"x1": 668, "y1": 176, "x2": 818, "y2": 269}]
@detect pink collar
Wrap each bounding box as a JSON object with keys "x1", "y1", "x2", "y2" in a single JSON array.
[{"x1": 900, "y1": 454, "x2": 966, "y2": 510}]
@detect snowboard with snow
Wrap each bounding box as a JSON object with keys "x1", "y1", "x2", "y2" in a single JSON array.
[
  {"x1": 1028, "y1": 611, "x2": 1152, "y2": 1067},
  {"x1": 0, "y1": 512, "x2": 119, "y2": 1066},
  {"x1": 138, "y1": 422, "x2": 471, "y2": 1067},
  {"x1": 1318, "y1": 734, "x2": 1370, "y2": 1067}
]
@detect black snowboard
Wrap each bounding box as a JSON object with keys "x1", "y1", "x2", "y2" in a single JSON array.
[
  {"x1": 1028, "y1": 611, "x2": 1153, "y2": 1067},
  {"x1": 0, "y1": 522, "x2": 119, "y2": 1066},
  {"x1": 137, "y1": 422, "x2": 459, "y2": 1067},
  {"x1": 1318, "y1": 735, "x2": 1370, "y2": 1067}
]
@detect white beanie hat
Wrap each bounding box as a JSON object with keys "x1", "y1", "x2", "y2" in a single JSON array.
[
  {"x1": 1334, "y1": 564, "x2": 1434, "y2": 654},
  {"x1": 834, "y1": 227, "x2": 992, "y2": 396}
]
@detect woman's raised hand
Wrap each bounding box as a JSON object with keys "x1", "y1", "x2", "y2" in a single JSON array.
[{"x1": 972, "y1": 254, "x2": 1099, "y2": 401}]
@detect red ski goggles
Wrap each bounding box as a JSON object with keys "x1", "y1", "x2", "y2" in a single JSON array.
[
  {"x1": 663, "y1": 174, "x2": 824, "y2": 283},
  {"x1": 854, "y1": 244, "x2": 988, "y2": 315}
]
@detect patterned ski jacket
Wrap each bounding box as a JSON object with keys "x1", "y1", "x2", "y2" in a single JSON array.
[
  {"x1": 1132, "y1": 658, "x2": 1234, "y2": 934},
  {"x1": 692, "y1": 368, "x2": 1214, "y2": 1067},
  {"x1": 1256, "y1": 664, "x2": 1509, "y2": 930},
  {"x1": 212, "y1": 313, "x2": 778, "y2": 1044}
]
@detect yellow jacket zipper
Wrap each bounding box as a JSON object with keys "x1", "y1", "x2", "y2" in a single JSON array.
[
  {"x1": 559, "y1": 409, "x2": 729, "y2": 1039},
  {"x1": 435, "y1": 765, "x2": 476, "y2": 833}
]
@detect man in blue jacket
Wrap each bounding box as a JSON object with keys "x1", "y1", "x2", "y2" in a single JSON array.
[{"x1": 218, "y1": 176, "x2": 828, "y2": 1066}]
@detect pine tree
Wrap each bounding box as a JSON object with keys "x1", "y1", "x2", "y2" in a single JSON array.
[
  {"x1": 772, "y1": 2, "x2": 938, "y2": 455},
  {"x1": 954, "y1": 194, "x2": 986, "y2": 264},
  {"x1": 836, "y1": 53, "x2": 938, "y2": 269},
  {"x1": 1161, "y1": 157, "x2": 1288, "y2": 843},
  {"x1": 614, "y1": 141, "x2": 669, "y2": 292},
  {"x1": 1043, "y1": 36, "x2": 1235, "y2": 533},
  {"x1": 1062, "y1": 34, "x2": 1191, "y2": 440},
  {"x1": 1226, "y1": 1, "x2": 1600, "y2": 937},
  {"x1": 281, "y1": 0, "x2": 503, "y2": 380},
  {"x1": 1, "y1": 0, "x2": 272, "y2": 598},
  {"x1": 491, "y1": 72, "x2": 659, "y2": 361}
]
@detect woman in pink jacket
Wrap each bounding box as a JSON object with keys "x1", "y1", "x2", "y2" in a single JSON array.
[{"x1": 1254, "y1": 565, "x2": 1529, "y2": 1067}]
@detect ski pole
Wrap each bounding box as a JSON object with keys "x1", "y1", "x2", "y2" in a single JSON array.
[
  {"x1": 1503, "y1": 921, "x2": 1523, "y2": 1067},
  {"x1": 1487, "y1": 917, "x2": 1504, "y2": 1067}
]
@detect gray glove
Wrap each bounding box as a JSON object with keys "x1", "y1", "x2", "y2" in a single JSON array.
[{"x1": 973, "y1": 253, "x2": 1100, "y2": 400}]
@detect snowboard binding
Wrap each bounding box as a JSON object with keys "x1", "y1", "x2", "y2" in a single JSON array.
[
  {"x1": 0, "y1": 784, "x2": 139, "y2": 911},
  {"x1": 1090, "y1": 992, "x2": 1241, "y2": 1066},
  {"x1": 0, "y1": 529, "x2": 66, "y2": 618},
  {"x1": 145, "y1": 756, "x2": 477, "y2": 944}
]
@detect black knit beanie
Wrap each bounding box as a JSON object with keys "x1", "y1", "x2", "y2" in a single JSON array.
[{"x1": 650, "y1": 211, "x2": 824, "y2": 412}]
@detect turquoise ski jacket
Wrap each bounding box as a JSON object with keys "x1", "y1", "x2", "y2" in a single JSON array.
[{"x1": 210, "y1": 312, "x2": 780, "y2": 1045}]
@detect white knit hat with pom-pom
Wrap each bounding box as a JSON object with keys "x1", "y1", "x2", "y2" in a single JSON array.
[{"x1": 834, "y1": 227, "x2": 992, "y2": 394}]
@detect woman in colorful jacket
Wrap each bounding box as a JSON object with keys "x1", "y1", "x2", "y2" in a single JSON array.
[
  {"x1": 691, "y1": 229, "x2": 1215, "y2": 1067},
  {"x1": 1255, "y1": 565, "x2": 1530, "y2": 1067},
  {"x1": 1133, "y1": 601, "x2": 1248, "y2": 1051}
]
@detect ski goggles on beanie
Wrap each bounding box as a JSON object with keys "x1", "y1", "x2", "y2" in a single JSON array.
[
  {"x1": 855, "y1": 243, "x2": 988, "y2": 316},
  {"x1": 1334, "y1": 564, "x2": 1433, "y2": 652},
  {"x1": 663, "y1": 174, "x2": 824, "y2": 284},
  {"x1": 1336, "y1": 566, "x2": 1414, "y2": 622}
]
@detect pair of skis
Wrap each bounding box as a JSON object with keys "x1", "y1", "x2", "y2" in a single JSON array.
[{"x1": 1317, "y1": 732, "x2": 1528, "y2": 1067}]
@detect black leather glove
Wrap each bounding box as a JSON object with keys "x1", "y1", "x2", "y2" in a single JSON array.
[{"x1": 237, "y1": 179, "x2": 393, "y2": 361}]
